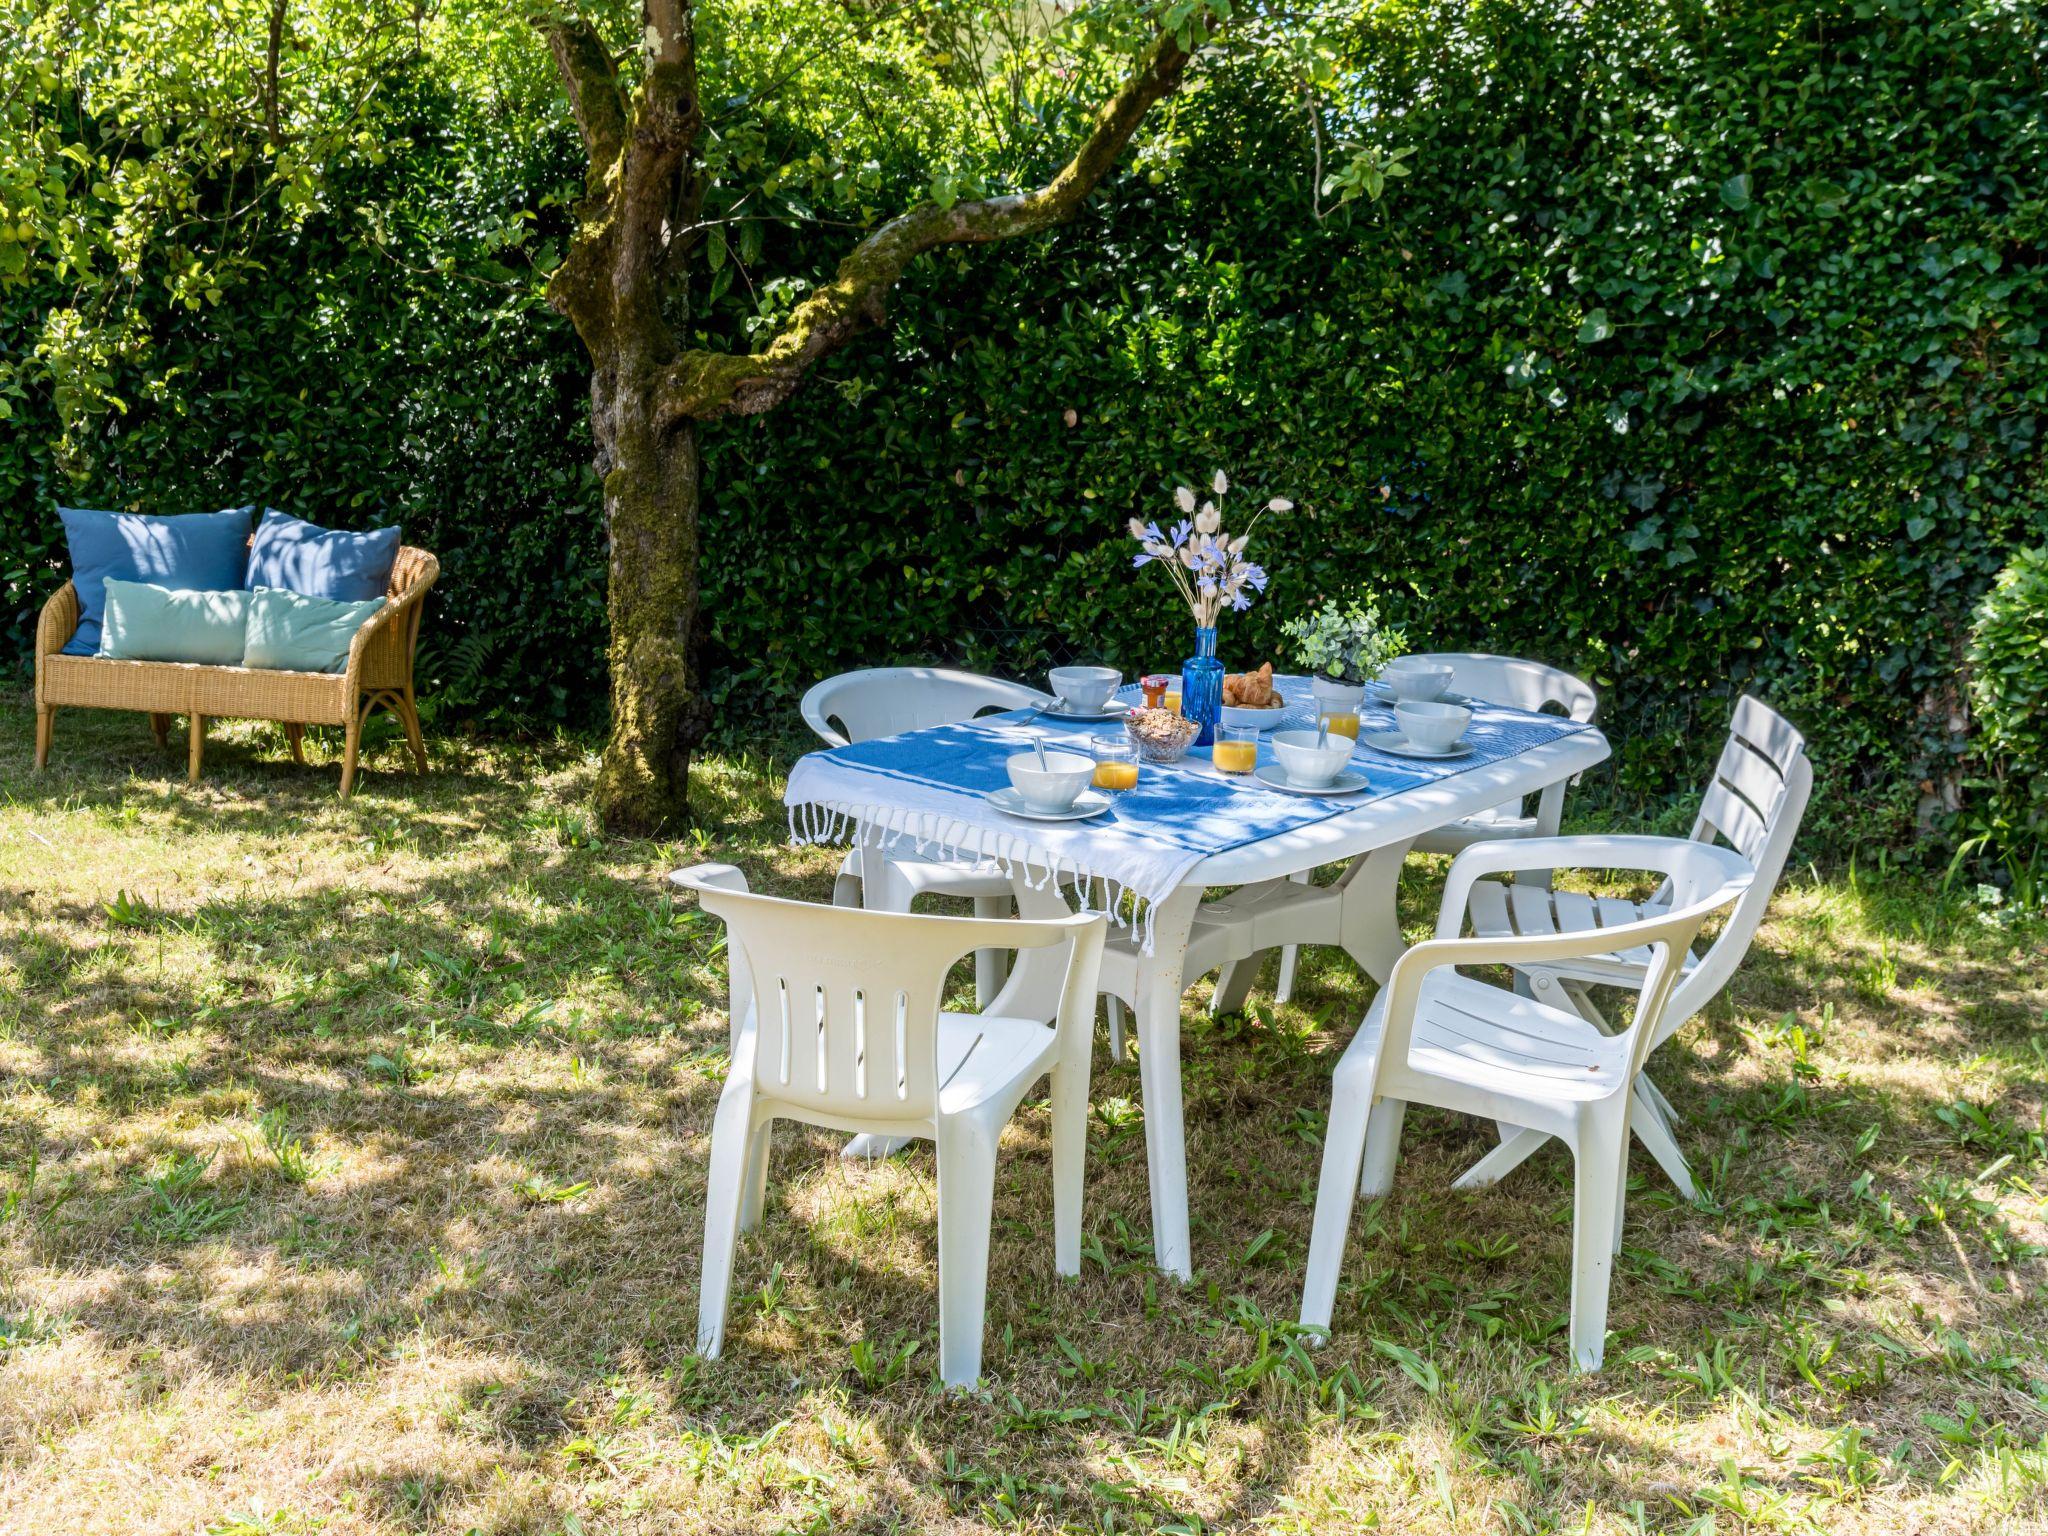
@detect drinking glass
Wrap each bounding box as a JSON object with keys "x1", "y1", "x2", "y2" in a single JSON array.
[
  {"x1": 1090, "y1": 739, "x2": 1141, "y2": 792},
  {"x1": 1214, "y1": 725, "x2": 1259, "y2": 775},
  {"x1": 1320, "y1": 709, "x2": 1361, "y2": 741}
]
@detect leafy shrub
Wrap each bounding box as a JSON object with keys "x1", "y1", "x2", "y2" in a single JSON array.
[{"x1": 1966, "y1": 545, "x2": 2048, "y2": 849}]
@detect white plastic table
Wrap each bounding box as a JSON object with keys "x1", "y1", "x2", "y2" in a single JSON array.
[{"x1": 923, "y1": 723, "x2": 1615, "y2": 1281}]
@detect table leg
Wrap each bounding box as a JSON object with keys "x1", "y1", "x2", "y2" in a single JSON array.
[
  {"x1": 1132, "y1": 884, "x2": 1203, "y2": 1282},
  {"x1": 1336, "y1": 837, "x2": 1417, "y2": 987}
]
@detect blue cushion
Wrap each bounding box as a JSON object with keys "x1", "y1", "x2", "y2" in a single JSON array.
[
  {"x1": 98, "y1": 579, "x2": 250, "y2": 666},
  {"x1": 242, "y1": 586, "x2": 387, "y2": 673},
  {"x1": 244, "y1": 509, "x2": 400, "y2": 602},
  {"x1": 58, "y1": 505, "x2": 252, "y2": 656}
]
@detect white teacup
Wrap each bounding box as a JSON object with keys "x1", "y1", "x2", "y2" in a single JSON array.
[
  {"x1": 1006, "y1": 750, "x2": 1094, "y2": 811},
  {"x1": 1395, "y1": 700, "x2": 1472, "y2": 751},
  {"x1": 1381, "y1": 657, "x2": 1455, "y2": 703},
  {"x1": 1048, "y1": 665, "x2": 1120, "y2": 712},
  {"x1": 1270, "y1": 729, "x2": 1355, "y2": 788}
]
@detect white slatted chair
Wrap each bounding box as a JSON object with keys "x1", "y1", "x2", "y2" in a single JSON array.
[
  {"x1": 672, "y1": 863, "x2": 1105, "y2": 1390},
  {"x1": 1298, "y1": 836, "x2": 1752, "y2": 1370},
  {"x1": 801, "y1": 668, "x2": 1053, "y2": 1007},
  {"x1": 1455, "y1": 694, "x2": 1812, "y2": 1199},
  {"x1": 1215, "y1": 652, "x2": 1598, "y2": 1013}
]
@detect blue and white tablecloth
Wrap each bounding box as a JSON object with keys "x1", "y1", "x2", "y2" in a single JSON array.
[{"x1": 784, "y1": 674, "x2": 1594, "y2": 950}]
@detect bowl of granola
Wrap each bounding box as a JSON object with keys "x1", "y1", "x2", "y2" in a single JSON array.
[{"x1": 1125, "y1": 707, "x2": 1202, "y2": 764}]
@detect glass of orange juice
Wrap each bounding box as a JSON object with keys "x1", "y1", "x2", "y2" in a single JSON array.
[
  {"x1": 1090, "y1": 739, "x2": 1140, "y2": 792},
  {"x1": 1163, "y1": 688, "x2": 1183, "y2": 716},
  {"x1": 1213, "y1": 725, "x2": 1259, "y2": 775},
  {"x1": 1320, "y1": 709, "x2": 1361, "y2": 741}
]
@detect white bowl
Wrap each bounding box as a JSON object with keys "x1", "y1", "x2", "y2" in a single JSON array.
[
  {"x1": 1049, "y1": 665, "x2": 1121, "y2": 712},
  {"x1": 1270, "y1": 729, "x2": 1356, "y2": 788},
  {"x1": 1006, "y1": 749, "x2": 1095, "y2": 811},
  {"x1": 1395, "y1": 700, "x2": 1472, "y2": 751},
  {"x1": 1220, "y1": 699, "x2": 1287, "y2": 732},
  {"x1": 1381, "y1": 658, "x2": 1455, "y2": 703}
]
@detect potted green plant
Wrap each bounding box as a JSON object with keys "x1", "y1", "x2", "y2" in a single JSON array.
[{"x1": 1281, "y1": 594, "x2": 1407, "y2": 713}]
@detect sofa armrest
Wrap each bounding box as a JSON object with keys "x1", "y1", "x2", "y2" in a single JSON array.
[
  {"x1": 345, "y1": 549, "x2": 439, "y2": 693},
  {"x1": 36, "y1": 582, "x2": 80, "y2": 663}
]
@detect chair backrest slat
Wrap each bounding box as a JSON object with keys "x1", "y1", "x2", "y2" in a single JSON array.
[
  {"x1": 1667, "y1": 695, "x2": 1813, "y2": 1032},
  {"x1": 801, "y1": 668, "x2": 1052, "y2": 747}
]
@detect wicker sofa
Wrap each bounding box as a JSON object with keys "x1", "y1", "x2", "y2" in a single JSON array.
[{"x1": 34, "y1": 546, "x2": 438, "y2": 795}]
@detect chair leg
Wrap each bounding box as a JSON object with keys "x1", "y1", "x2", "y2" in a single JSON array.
[
  {"x1": 971, "y1": 894, "x2": 1010, "y2": 1010},
  {"x1": 697, "y1": 1088, "x2": 759, "y2": 1359},
  {"x1": 1300, "y1": 1060, "x2": 1376, "y2": 1334},
  {"x1": 738, "y1": 1121, "x2": 773, "y2": 1233},
  {"x1": 1049, "y1": 1056, "x2": 1091, "y2": 1276},
  {"x1": 397, "y1": 685, "x2": 427, "y2": 774},
  {"x1": 284, "y1": 722, "x2": 306, "y2": 765},
  {"x1": 934, "y1": 1119, "x2": 1000, "y2": 1389},
  {"x1": 1275, "y1": 944, "x2": 1300, "y2": 1006},
  {"x1": 1359, "y1": 1097, "x2": 1407, "y2": 1198},
  {"x1": 1629, "y1": 1083, "x2": 1696, "y2": 1199},
  {"x1": 149, "y1": 712, "x2": 170, "y2": 749},
  {"x1": 1210, "y1": 955, "x2": 1262, "y2": 1017},
  {"x1": 1104, "y1": 996, "x2": 1125, "y2": 1063},
  {"x1": 1567, "y1": 1113, "x2": 1628, "y2": 1372},
  {"x1": 832, "y1": 849, "x2": 864, "y2": 909},
  {"x1": 35, "y1": 705, "x2": 56, "y2": 770},
  {"x1": 1452, "y1": 1125, "x2": 1552, "y2": 1189},
  {"x1": 187, "y1": 714, "x2": 205, "y2": 784},
  {"x1": 339, "y1": 710, "x2": 362, "y2": 798}
]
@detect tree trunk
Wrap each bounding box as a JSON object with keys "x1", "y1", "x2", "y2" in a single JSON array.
[{"x1": 590, "y1": 370, "x2": 708, "y2": 834}]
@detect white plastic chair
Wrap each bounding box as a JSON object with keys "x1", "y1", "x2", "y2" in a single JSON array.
[
  {"x1": 1455, "y1": 694, "x2": 1813, "y2": 1198},
  {"x1": 672, "y1": 863, "x2": 1105, "y2": 1389},
  {"x1": 1406, "y1": 653, "x2": 1599, "y2": 858},
  {"x1": 1298, "y1": 835, "x2": 1752, "y2": 1370},
  {"x1": 1217, "y1": 652, "x2": 1598, "y2": 1013},
  {"x1": 801, "y1": 667, "x2": 1052, "y2": 1007}
]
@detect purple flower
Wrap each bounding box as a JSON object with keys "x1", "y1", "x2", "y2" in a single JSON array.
[
  {"x1": 1169, "y1": 518, "x2": 1193, "y2": 547},
  {"x1": 1243, "y1": 563, "x2": 1269, "y2": 592},
  {"x1": 1143, "y1": 520, "x2": 1166, "y2": 544},
  {"x1": 1132, "y1": 552, "x2": 1154, "y2": 568},
  {"x1": 1197, "y1": 576, "x2": 1218, "y2": 595},
  {"x1": 1230, "y1": 590, "x2": 1252, "y2": 612}
]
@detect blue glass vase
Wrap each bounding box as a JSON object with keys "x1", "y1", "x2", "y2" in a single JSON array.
[{"x1": 1181, "y1": 624, "x2": 1224, "y2": 747}]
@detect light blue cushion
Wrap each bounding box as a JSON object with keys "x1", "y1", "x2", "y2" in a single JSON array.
[
  {"x1": 58, "y1": 505, "x2": 252, "y2": 656},
  {"x1": 98, "y1": 579, "x2": 249, "y2": 666},
  {"x1": 244, "y1": 509, "x2": 400, "y2": 602},
  {"x1": 243, "y1": 586, "x2": 387, "y2": 674}
]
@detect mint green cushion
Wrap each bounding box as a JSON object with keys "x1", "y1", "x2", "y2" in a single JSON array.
[
  {"x1": 243, "y1": 586, "x2": 386, "y2": 673},
  {"x1": 97, "y1": 578, "x2": 250, "y2": 665}
]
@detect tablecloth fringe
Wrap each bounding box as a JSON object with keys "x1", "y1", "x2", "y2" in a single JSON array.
[{"x1": 788, "y1": 799, "x2": 1160, "y2": 953}]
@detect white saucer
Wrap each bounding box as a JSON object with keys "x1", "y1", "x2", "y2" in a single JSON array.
[
  {"x1": 988, "y1": 786, "x2": 1113, "y2": 821},
  {"x1": 1037, "y1": 698, "x2": 1131, "y2": 722},
  {"x1": 1361, "y1": 730, "x2": 1473, "y2": 760},
  {"x1": 1253, "y1": 765, "x2": 1368, "y2": 797}
]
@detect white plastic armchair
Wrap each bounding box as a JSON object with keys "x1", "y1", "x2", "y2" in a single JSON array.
[
  {"x1": 800, "y1": 667, "x2": 1053, "y2": 1011},
  {"x1": 1407, "y1": 652, "x2": 1599, "y2": 857},
  {"x1": 1457, "y1": 694, "x2": 1812, "y2": 1197},
  {"x1": 1298, "y1": 836, "x2": 1751, "y2": 1371},
  {"x1": 670, "y1": 863, "x2": 1105, "y2": 1390}
]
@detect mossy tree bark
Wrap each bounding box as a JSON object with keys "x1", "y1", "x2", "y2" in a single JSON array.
[{"x1": 542, "y1": 3, "x2": 1202, "y2": 833}]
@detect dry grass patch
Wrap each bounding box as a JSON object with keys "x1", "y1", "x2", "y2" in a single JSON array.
[{"x1": 4, "y1": 699, "x2": 2047, "y2": 1533}]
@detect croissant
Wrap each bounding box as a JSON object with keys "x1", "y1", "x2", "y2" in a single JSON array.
[{"x1": 1223, "y1": 662, "x2": 1278, "y2": 707}]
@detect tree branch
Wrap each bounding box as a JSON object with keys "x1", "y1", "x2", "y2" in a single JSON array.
[
  {"x1": 261, "y1": 0, "x2": 287, "y2": 148},
  {"x1": 543, "y1": 14, "x2": 629, "y2": 189},
  {"x1": 662, "y1": 25, "x2": 1198, "y2": 421}
]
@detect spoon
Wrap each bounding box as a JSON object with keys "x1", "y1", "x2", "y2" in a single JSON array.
[{"x1": 1035, "y1": 735, "x2": 1050, "y2": 771}]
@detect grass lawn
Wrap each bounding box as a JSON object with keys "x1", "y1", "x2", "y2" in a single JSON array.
[{"x1": 5, "y1": 699, "x2": 2048, "y2": 1535}]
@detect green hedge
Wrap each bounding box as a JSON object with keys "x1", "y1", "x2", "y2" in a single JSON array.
[{"x1": 6, "y1": 0, "x2": 2046, "y2": 853}]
